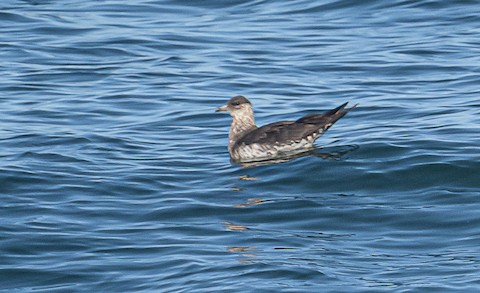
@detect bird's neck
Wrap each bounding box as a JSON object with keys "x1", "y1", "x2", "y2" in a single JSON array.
[{"x1": 228, "y1": 110, "x2": 257, "y2": 152}]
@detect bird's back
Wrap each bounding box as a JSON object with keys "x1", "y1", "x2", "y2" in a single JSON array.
[{"x1": 230, "y1": 102, "x2": 355, "y2": 162}]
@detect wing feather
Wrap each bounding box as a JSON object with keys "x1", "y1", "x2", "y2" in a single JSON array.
[
  {"x1": 236, "y1": 121, "x2": 319, "y2": 146},
  {"x1": 234, "y1": 102, "x2": 356, "y2": 147}
]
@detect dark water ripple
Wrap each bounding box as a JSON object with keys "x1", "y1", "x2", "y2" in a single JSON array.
[{"x1": 1, "y1": 0, "x2": 480, "y2": 292}]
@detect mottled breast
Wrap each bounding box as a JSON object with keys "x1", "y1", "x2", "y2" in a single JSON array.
[{"x1": 230, "y1": 130, "x2": 323, "y2": 162}]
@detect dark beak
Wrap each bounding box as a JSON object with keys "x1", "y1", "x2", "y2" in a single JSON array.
[{"x1": 215, "y1": 104, "x2": 228, "y2": 112}]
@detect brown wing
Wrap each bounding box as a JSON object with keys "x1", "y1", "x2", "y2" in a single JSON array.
[
  {"x1": 235, "y1": 121, "x2": 320, "y2": 146},
  {"x1": 236, "y1": 102, "x2": 356, "y2": 146}
]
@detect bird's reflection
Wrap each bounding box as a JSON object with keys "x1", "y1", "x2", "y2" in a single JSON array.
[
  {"x1": 234, "y1": 198, "x2": 266, "y2": 208},
  {"x1": 235, "y1": 144, "x2": 359, "y2": 168},
  {"x1": 223, "y1": 222, "x2": 249, "y2": 231}
]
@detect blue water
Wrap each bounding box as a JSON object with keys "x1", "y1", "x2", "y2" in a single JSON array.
[{"x1": 1, "y1": 0, "x2": 480, "y2": 292}]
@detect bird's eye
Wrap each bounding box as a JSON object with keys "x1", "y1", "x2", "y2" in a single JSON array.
[{"x1": 231, "y1": 102, "x2": 240, "y2": 106}]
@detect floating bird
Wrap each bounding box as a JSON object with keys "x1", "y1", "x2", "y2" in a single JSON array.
[{"x1": 216, "y1": 95, "x2": 356, "y2": 163}]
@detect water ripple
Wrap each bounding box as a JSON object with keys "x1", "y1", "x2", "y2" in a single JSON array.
[{"x1": 1, "y1": 0, "x2": 480, "y2": 291}]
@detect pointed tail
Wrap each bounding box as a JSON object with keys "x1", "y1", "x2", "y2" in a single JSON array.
[{"x1": 296, "y1": 102, "x2": 357, "y2": 126}]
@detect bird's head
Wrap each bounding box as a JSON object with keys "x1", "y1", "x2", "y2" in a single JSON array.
[{"x1": 216, "y1": 95, "x2": 253, "y2": 119}]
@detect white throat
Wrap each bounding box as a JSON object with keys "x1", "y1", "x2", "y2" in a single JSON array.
[{"x1": 228, "y1": 107, "x2": 257, "y2": 152}]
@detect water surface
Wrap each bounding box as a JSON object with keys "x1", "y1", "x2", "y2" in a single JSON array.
[{"x1": 1, "y1": 0, "x2": 480, "y2": 292}]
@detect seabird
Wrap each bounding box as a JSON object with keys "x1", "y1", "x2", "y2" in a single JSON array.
[{"x1": 216, "y1": 95, "x2": 357, "y2": 163}]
